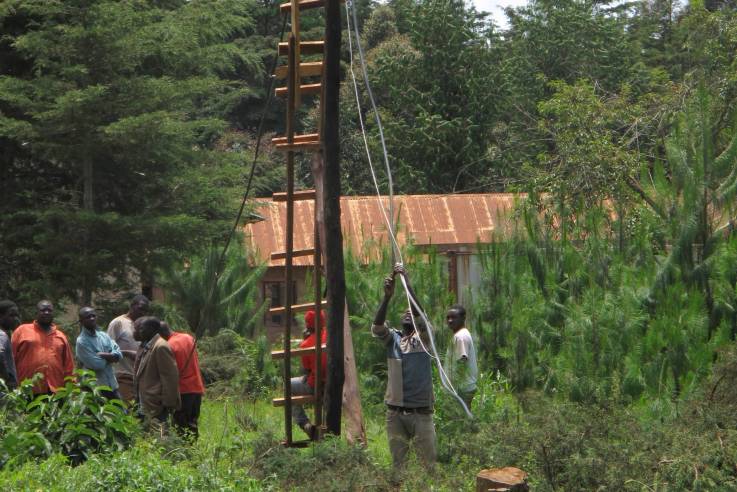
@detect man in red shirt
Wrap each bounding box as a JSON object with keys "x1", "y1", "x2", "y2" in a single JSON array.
[
  {"x1": 291, "y1": 309, "x2": 327, "y2": 439},
  {"x1": 12, "y1": 300, "x2": 74, "y2": 394},
  {"x1": 159, "y1": 321, "x2": 204, "y2": 438}
]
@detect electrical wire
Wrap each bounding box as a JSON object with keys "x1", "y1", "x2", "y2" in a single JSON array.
[
  {"x1": 193, "y1": 13, "x2": 289, "y2": 339},
  {"x1": 344, "y1": 1, "x2": 472, "y2": 418}
]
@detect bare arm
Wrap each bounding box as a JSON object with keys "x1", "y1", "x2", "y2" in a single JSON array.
[{"x1": 373, "y1": 272, "x2": 397, "y2": 327}]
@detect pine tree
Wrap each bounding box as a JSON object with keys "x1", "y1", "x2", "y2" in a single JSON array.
[{"x1": 0, "y1": 0, "x2": 264, "y2": 304}]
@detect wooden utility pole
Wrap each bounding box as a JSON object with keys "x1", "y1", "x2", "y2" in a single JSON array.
[{"x1": 322, "y1": 0, "x2": 345, "y2": 435}]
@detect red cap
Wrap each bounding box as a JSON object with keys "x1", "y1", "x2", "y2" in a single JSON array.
[{"x1": 304, "y1": 310, "x2": 326, "y2": 330}]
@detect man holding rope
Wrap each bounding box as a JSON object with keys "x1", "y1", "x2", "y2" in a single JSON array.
[{"x1": 372, "y1": 265, "x2": 436, "y2": 471}]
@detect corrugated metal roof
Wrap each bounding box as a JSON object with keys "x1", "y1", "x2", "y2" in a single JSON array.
[{"x1": 243, "y1": 193, "x2": 524, "y2": 266}]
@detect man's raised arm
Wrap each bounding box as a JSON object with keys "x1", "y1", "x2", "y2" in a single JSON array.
[{"x1": 372, "y1": 272, "x2": 397, "y2": 338}]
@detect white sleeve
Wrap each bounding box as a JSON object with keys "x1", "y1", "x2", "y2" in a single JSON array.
[{"x1": 454, "y1": 334, "x2": 470, "y2": 360}]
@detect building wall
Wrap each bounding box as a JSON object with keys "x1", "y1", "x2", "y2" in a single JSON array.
[{"x1": 260, "y1": 266, "x2": 312, "y2": 342}]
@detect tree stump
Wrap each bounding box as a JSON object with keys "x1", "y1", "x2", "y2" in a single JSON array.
[{"x1": 476, "y1": 467, "x2": 529, "y2": 492}]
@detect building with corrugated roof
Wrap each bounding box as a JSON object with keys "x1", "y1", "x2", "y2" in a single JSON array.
[{"x1": 244, "y1": 193, "x2": 524, "y2": 329}]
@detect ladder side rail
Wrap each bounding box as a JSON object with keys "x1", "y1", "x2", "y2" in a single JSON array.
[
  {"x1": 313, "y1": 208, "x2": 323, "y2": 434},
  {"x1": 283, "y1": 32, "x2": 298, "y2": 446}
]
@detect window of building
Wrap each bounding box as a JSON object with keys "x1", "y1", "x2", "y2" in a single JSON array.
[{"x1": 264, "y1": 281, "x2": 297, "y2": 325}]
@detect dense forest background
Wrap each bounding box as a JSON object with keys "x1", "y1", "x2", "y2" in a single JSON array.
[{"x1": 4, "y1": 0, "x2": 736, "y2": 305}]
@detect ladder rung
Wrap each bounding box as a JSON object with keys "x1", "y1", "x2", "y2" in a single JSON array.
[
  {"x1": 271, "y1": 344, "x2": 327, "y2": 360},
  {"x1": 275, "y1": 141, "x2": 321, "y2": 152},
  {"x1": 271, "y1": 248, "x2": 315, "y2": 260},
  {"x1": 272, "y1": 133, "x2": 320, "y2": 146},
  {"x1": 279, "y1": 0, "x2": 325, "y2": 12},
  {"x1": 272, "y1": 190, "x2": 316, "y2": 202},
  {"x1": 279, "y1": 0, "x2": 344, "y2": 12},
  {"x1": 274, "y1": 62, "x2": 323, "y2": 80},
  {"x1": 278, "y1": 41, "x2": 324, "y2": 56},
  {"x1": 276, "y1": 83, "x2": 322, "y2": 97},
  {"x1": 269, "y1": 300, "x2": 327, "y2": 315},
  {"x1": 273, "y1": 395, "x2": 315, "y2": 406}
]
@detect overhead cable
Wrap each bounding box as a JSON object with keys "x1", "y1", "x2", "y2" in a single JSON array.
[{"x1": 344, "y1": 2, "x2": 472, "y2": 418}]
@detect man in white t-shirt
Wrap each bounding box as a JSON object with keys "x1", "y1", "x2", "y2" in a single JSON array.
[
  {"x1": 107, "y1": 295, "x2": 149, "y2": 402},
  {"x1": 446, "y1": 304, "x2": 478, "y2": 407}
]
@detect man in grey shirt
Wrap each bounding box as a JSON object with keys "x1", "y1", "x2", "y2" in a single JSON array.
[
  {"x1": 0, "y1": 300, "x2": 19, "y2": 390},
  {"x1": 107, "y1": 295, "x2": 149, "y2": 402},
  {"x1": 371, "y1": 266, "x2": 435, "y2": 471}
]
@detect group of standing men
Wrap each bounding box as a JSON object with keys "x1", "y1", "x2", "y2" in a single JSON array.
[{"x1": 0, "y1": 296, "x2": 204, "y2": 438}]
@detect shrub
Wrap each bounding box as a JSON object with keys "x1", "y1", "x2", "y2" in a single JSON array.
[
  {"x1": 198, "y1": 330, "x2": 279, "y2": 398},
  {"x1": 0, "y1": 371, "x2": 139, "y2": 468}
]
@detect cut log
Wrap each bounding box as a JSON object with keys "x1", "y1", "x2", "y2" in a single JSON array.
[{"x1": 476, "y1": 467, "x2": 529, "y2": 492}]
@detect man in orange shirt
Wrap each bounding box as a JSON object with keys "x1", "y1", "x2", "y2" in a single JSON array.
[
  {"x1": 12, "y1": 300, "x2": 74, "y2": 394},
  {"x1": 291, "y1": 309, "x2": 327, "y2": 439},
  {"x1": 159, "y1": 321, "x2": 204, "y2": 439}
]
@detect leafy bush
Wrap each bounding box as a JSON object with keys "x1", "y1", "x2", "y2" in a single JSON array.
[
  {"x1": 159, "y1": 246, "x2": 267, "y2": 338},
  {"x1": 198, "y1": 330, "x2": 279, "y2": 398},
  {"x1": 0, "y1": 371, "x2": 139, "y2": 468}
]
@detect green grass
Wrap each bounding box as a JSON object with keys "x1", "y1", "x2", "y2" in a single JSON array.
[{"x1": 5, "y1": 377, "x2": 737, "y2": 491}]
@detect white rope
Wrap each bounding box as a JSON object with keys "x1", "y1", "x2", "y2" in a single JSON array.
[{"x1": 344, "y1": 2, "x2": 472, "y2": 418}]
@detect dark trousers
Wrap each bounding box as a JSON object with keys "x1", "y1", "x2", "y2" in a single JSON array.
[
  {"x1": 101, "y1": 389, "x2": 122, "y2": 401},
  {"x1": 173, "y1": 393, "x2": 202, "y2": 439}
]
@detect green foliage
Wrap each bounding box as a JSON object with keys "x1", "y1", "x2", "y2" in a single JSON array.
[
  {"x1": 536, "y1": 80, "x2": 643, "y2": 202},
  {"x1": 342, "y1": 0, "x2": 504, "y2": 194},
  {"x1": 468, "y1": 181, "x2": 736, "y2": 403},
  {"x1": 0, "y1": 0, "x2": 267, "y2": 304},
  {"x1": 197, "y1": 330, "x2": 279, "y2": 399},
  {"x1": 0, "y1": 371, "x2": 138, "y2": 468},
  {"x1": 159, "y1": 246, "x2": 267, "y2": 338}
]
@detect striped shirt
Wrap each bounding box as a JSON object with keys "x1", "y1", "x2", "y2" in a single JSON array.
[{"x1": 372, "y1": 322, "x2": 433, "y2": 408}]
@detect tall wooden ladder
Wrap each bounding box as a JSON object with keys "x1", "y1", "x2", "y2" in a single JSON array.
[{"x1": 269, "y1": 0, "x2": 327, "y2": 447}]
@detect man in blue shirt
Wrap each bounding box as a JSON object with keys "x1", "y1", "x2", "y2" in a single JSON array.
[{"x1": 76, "y1": 307, "x2": 123, "y2": 400}]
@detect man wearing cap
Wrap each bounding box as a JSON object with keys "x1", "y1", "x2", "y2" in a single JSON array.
[
  {"x1": 12, "y1": 300, "x2": 74, "y2": 394},
  {"x1": 372, "y1": 265, "x2": 436, "y2": 471},
  {"x1": 290, "y1": 309, "x2": 327, "y2": 440}
]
